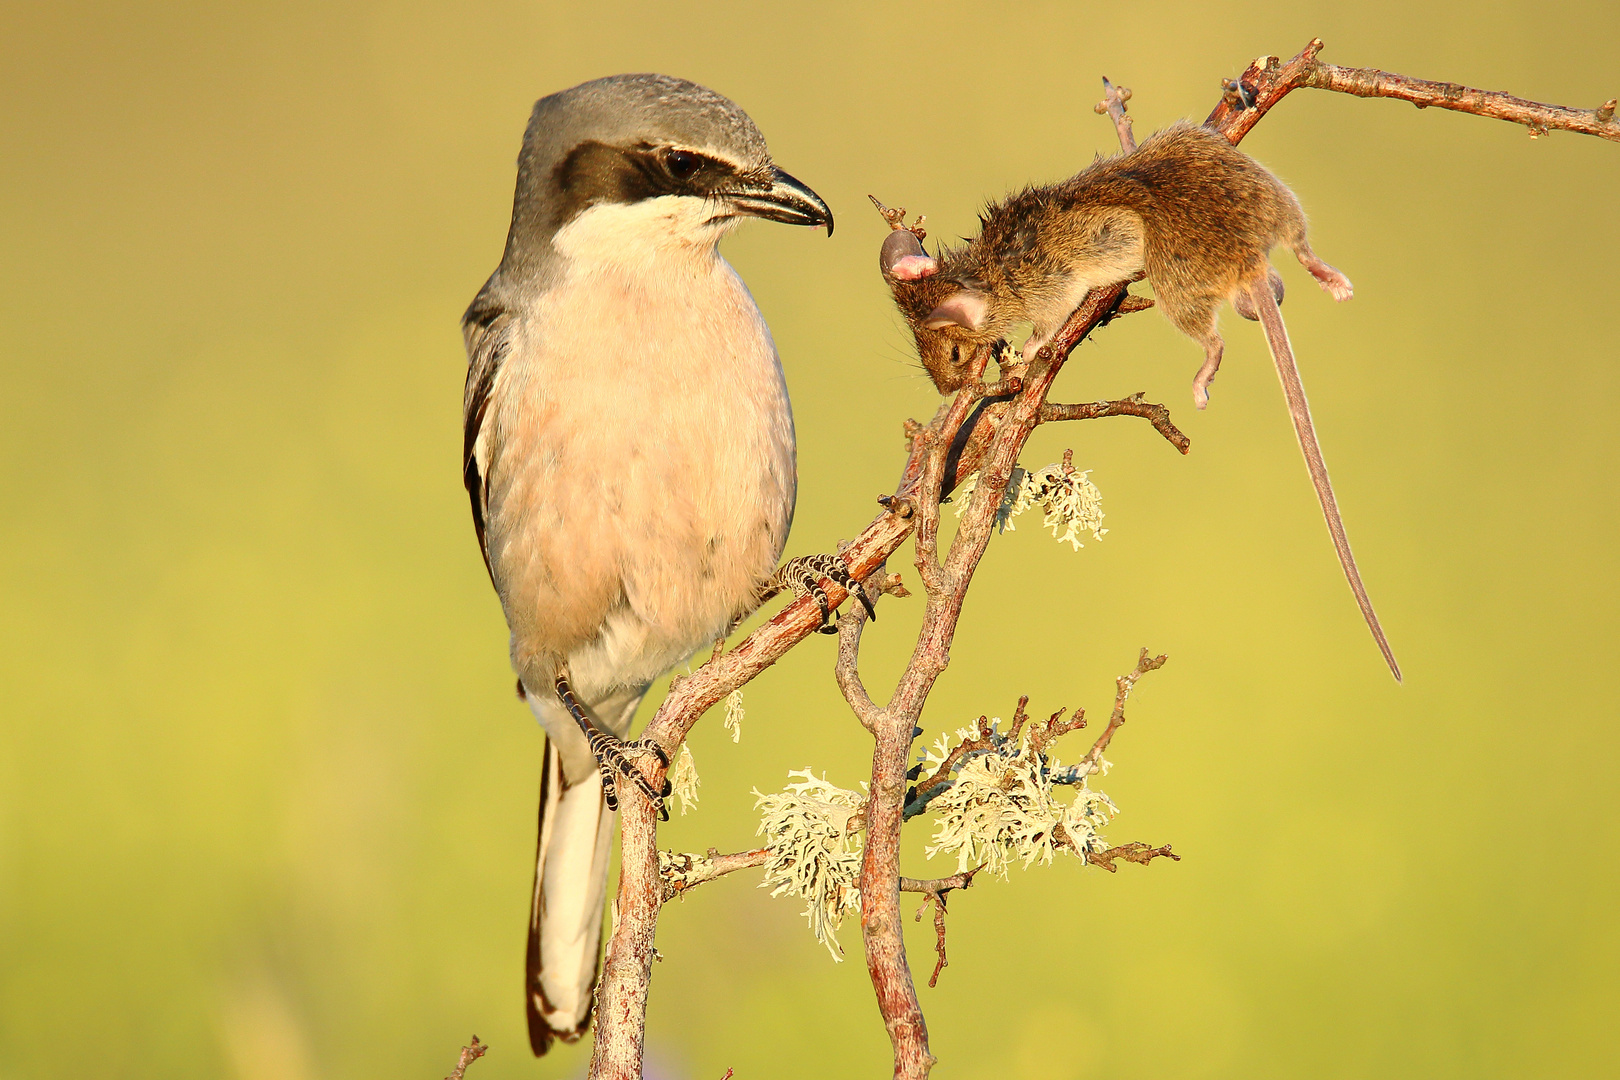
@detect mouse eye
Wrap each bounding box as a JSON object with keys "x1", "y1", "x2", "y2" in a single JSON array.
[
  {"x1": 664, "y1": 149, "x2": 702, "y2": 181},
  {"x1": 950, "y1": 345, "x2": 960, "y2": 364}
]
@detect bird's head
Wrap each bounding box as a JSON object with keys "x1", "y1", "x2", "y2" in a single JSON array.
[{"x1": 501, "y1": 74, "x2": 832, "y2": 275}]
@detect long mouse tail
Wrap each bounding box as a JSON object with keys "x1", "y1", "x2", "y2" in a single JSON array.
[{"x1": 1246, "y1": 277, "x2": 1402, "y2": 682}]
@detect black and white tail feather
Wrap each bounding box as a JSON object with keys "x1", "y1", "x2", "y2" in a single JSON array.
[{"x1": 522, "y1": 687, "x2": 645, "y2": 1055}]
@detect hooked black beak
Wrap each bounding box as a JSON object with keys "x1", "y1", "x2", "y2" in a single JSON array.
[{"x1": 726, "y1": 166, "x2": 835, "y2": 235}]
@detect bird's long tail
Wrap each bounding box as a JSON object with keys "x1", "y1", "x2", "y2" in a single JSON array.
[
  {"x1": 525, "y1": 735, "x2": 615, "y2": 1055},
  {"x1": 1246, "y1": 275, "x2": 1402, "y2": 682}
]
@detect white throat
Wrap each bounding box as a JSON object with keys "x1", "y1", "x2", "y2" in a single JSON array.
[{"x1": 550, "y1": 196, "x2": 737, "y2": 274}]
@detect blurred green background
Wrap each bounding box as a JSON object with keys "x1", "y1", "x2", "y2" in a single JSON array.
[{"x1": 3, "y1": 2, "x2": 1617, "y2": 1077}]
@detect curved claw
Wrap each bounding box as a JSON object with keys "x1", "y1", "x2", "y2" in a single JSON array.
[
  {"x1": 555, "y1": 671, "x2": 670, "y2": 815},
  {"x1": 854, "y1": 588, "x2": 877, "y2": 621},
  {"x1": 768, "y1": 553, "x2": 876, "y2": 633}
]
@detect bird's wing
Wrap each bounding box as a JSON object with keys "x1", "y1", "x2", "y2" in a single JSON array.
[{"x1": 461, "y1": 294, "x2": 513, "y2": 583}]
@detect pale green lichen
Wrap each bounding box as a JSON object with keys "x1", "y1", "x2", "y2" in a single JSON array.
[
  {"x1": 916, "y1": 721, "x2": 1117, "y2": 876},
  {"x1": 758, "y1": 716, "x2": 1127, "y2": 957},
  {"x1": 955, "y1": 460, "x2": 1107, "y2": 550},
  {"x1": 723, "y1": 688, "x2": 746, "y2": 743},
  {"x1": 752, "y1": 770, "x2": 865, "y2": 960},
  {"x1": 669, "y1": 743, "x2": 701, "y2": 816}
]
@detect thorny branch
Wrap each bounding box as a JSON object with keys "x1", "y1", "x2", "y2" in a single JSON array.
[{"x1": 588, "y1": 41, "x2": 1618, "y2": 1080}]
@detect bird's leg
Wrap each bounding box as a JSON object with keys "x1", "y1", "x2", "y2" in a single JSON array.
[
  {"x1": 552, "y1": 673, "x2": 672, "y2": 820},
  {"x1": 760, "y1": 553, "x2": 875, "y2": 634}
]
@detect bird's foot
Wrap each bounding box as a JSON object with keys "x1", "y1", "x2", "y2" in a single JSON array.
[
  {"x1": 554, "y1": 672, "x2": 672, "y2": 819},
  {"x1": 587, "y1": 733, "x2": 672, "y2": 820},
  {"x1": 763, "y1": 553, "x2": 875, "y2": 634}
]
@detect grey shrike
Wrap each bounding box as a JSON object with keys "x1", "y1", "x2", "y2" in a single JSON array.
[{"x1": 460, "y1": 74, "x2": 838, "y2": 1055}]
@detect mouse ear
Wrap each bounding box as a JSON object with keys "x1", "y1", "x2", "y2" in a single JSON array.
[
  {"x1": 879, "y1": 228, "x2": 938, "y2": 281},
  {"x1": 923, "y1": 290, "x2": 988, "y2": 331},
  {"x1": 888, "y1": 254, "x2": 939, "y2": 280}
]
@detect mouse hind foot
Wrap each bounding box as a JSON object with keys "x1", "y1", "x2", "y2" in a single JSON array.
[{"x1": 1292, "y1": 244, "x2": 1353, "y2": 302}]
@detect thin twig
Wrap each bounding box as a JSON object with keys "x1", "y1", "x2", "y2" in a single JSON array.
[
  {"x1": 1207, "y1": 39, "x2": 1620, "y2": 144},
  {"x1": 1039, "y1": 394, "x2": 1190, "y2": 454},
  {"x1": 902, "y1": 868, "x2": 981, "y2": 988},
  {"x1": 1026, "y1": 705, "x2": 1087, "y2": 760},
  {"x1": 445, "y1": 1037, "x2": 487, "y2": 1080},
  {"x1": 1086, "y1": 842, "x2": 1180, "y2": 873},
  {"x1": 661, "y1": 848, "x2": 771, "y2": 902},
  {"x1": 1095, "y1": 76, "x2": 1138, "y2": 152},
  {"x1": 1075, "y1": 649, "x2": 1167, "y2": 778},
  {"x1": 1005, "y1": 695, "x2": 1031, "y2": 743},
  {"x1": 835, "y1": 574, "x2": 886, "y2": 734}
]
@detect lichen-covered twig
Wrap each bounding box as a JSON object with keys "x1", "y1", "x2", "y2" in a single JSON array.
[
  {"x1": 910, "y1": 713, "x2": 999, "y2": 806},
  {"x1": 444, "y1": 1037, "x2": 487, "y2": 1080},
  {"x1": 1025, "y1": 704, "x2": 1088, "y2": 760},
  {"x1": 660, "y1": 847, "x2": 771, "y2": 903}
]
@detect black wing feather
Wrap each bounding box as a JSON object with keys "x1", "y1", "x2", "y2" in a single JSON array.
[{"x1": 461, "y1": 292, "x2": 510, "y2": 585}]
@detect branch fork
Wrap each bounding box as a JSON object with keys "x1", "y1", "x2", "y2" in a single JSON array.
[{"x1": 582, "y1": 40, "x2": 1616, "y2": 1080}]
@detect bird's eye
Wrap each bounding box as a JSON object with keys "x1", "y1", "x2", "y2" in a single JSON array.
[{"x1": 665, "y1": 150, "x2": 702, "y2": 180}]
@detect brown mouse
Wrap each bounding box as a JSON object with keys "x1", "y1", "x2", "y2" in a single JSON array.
[{"x1": 877, "y1": 121, "x2": 1400, "y2": 681}]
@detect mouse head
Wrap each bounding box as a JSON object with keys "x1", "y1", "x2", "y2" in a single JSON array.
[{"x1": 878, "y1": 227, "x2": 997, "y2": 393}]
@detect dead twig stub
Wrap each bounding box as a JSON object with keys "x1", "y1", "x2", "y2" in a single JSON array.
[
  {"x1": 660, "y1": 847, "x2": 771, "y2": 903},
  {"x1": 1087, "y1": 842, "x2": 1181, "y2": 873},
  {"x1": 1027, "y1": 704, "x2": 1088, "y2": 760},
  {"x1": 445, "y1": 1036, "x2": 487, "y2": 1080},
  {"x1": 917, "y1": 891, "x2": 950, "y2": 989},
  {"x1": 1095, "y1": 76, "x2": 1138, "y2": 152},
  {"x1": 902, "y1": 869, "x2": 981, "y2": 988}
]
